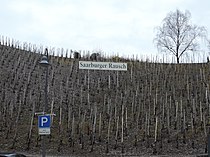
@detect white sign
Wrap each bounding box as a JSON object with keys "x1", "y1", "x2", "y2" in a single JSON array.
[
  {"x1": 38, "y1": 115, "x2": 51, "y2": 135},
  {"x1": 39, "y1": 128, "x2": 50, "y2": 135},
  {"x1": 79, "y1": 61, "x2": 127, "y2": 71}
]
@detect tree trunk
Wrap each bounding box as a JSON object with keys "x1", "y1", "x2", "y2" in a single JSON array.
[{"x1": 177, "y1": 56, "x2": 179, "y2": 63}]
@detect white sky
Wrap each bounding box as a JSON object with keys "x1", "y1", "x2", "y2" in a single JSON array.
[{"x1": 1, "y1": 0, "x2": 210, "y2": 60}]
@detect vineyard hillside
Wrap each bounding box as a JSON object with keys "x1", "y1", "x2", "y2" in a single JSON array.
[{"x1": 0, "y1": 43, "x2": 210, "y2": 156}]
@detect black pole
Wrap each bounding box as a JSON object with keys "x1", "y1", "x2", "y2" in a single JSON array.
[
  {"x1": 41, "y1": 49, "x2": 49, "y2": 157},
  {"x1": 41, "y1": 65, "x2": 48, "y2": 157},
  {"x1": 44, "y1": 64, "x2": 48, "y2": 112},
  {"x1": 208, "y1": 134, "x2": 210, "y2": 157}
]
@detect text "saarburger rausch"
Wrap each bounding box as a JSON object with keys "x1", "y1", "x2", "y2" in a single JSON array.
[{"x1": 79, "y1": 61, "x2": 127, "y2": 71}]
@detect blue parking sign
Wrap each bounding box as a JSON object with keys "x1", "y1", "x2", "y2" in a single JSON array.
[
  {"x1": 38, "y1": 115, "x2": 51, "y2": 128},
  {"x1": 38, "y1": 115, "x2": 51, "y2": 135}
]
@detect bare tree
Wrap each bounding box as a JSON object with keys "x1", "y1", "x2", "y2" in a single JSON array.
[{"x1": 154, "y1": 9, "x2": 206, "y2": 63}]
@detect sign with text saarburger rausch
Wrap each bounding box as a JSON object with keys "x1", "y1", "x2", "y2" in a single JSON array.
[{"x1": 79, "y1": 61, "x2": 127, "y2": 71}]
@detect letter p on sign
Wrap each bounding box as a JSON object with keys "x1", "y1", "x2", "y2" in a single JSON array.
[
  {"x1": 41, "y1": 117, "x2": 48, "y2": 126},
  {"x1": 38, "y1": 115, "x2": 51, "y2": 128}
]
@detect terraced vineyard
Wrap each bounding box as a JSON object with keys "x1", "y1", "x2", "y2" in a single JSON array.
[{"x1": 0, "y1": 40, "x2": 210, "y2": 156}]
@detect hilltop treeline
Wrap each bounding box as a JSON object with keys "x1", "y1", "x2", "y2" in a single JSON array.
[{"x1": 0, "y1": 39, "x2": 210, "y2": 156}]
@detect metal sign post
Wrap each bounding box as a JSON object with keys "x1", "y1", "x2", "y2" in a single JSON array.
[{"x1": 35, "y1": 112, "x2": 56, "y2": 157}]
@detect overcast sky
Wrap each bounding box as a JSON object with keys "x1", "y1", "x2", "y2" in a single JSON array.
[{"x1": 1, "y1": 0, "x2": 210, "y2": 60}]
